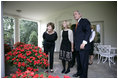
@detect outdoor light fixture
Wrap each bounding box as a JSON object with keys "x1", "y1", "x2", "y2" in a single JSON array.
[{"x1": 16, "y1": 9, "x2": 22, "y2": 13}]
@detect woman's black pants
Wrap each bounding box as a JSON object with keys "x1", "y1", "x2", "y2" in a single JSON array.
[{"x1": 44, "y1": 45, "x2": 55, "y2": 69}]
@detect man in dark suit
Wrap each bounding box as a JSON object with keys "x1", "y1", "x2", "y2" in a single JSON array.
[{"x1": 72, "y1": 10, "x2": 91, "y2": 78}]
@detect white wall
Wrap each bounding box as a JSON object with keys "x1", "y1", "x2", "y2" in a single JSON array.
[{"x1": 40, "y1": 1, "x2": 117, "y2": 52}]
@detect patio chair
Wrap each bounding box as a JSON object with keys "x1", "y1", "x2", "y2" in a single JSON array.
[{"x1": 97, "y1": 45, "x2": 116, "y2": 67}]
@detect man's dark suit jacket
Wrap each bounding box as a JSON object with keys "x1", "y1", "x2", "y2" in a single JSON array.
[{"x1": 73, "y1": 18, "x2": 91, "y2": 51}]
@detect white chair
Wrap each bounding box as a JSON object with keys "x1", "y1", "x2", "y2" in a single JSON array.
[
  {"x1": 93, "y1": 43, "x2": 101, "y2": 64},
  {"x1": 110, "y1": 47, "x2": 117, "y2": 64},
  {"x1": 97, "y1": 45, "x2": 116, "y2": 67}
]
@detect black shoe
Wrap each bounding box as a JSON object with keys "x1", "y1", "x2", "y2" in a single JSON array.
[
  {"x1": 65, "y1": 69, "x2": 70, "y2": 74},
  {"x1": 61, "y1": 69, "x2": 65, "y2": 73},
  {"x1": 70, "y1": 64, "x2": 75, "y2": 68},
  {"x1": 50, "y1": 69, "x2": 54, "y2": 73},
  {"x1": 72, "y1": 73, "x2": 80, "y2": 77}
]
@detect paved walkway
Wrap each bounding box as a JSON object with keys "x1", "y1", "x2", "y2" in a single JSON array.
[
  {"x1": 5, "y1": 52, "x2": 117, "y2": 78},
  {"x1": 48, "y1": 52, "x2": 117, "y2": 78}
]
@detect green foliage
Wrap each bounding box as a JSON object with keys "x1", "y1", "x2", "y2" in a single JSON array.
[
  {"x1": 3, "y1": 16, "x2": 14, "y2": 46},
  {"x1": 3, "y1": 16, "x2": 38, "y2": 47},
  {"x1": 28, "y1": 31, "x2": 38, "y2": 46},
  {"x1": 20, "y1": 20, "x2": 38, "y2": 45},
  {"x1": 70, "y1": 24, "x2": 76, "y2": 30}
]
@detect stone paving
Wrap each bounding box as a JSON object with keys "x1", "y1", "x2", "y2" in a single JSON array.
[
  {"x1": 5, "y1": 52, "x2": 117, "y2": 78},
  {"x1": 48, "y1": 52, "x2": 117, "y2": 78}
]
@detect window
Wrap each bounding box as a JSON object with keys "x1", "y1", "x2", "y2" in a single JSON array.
[
  {"x1": 3, "y1": 16, "x2": 14, "y2": 47},
  {"x1": 91, "y1": 21, "x2": 104, "y2": 44},
  {"x1": 20, "y1": 19, "x2": 38, "y2": 46}
]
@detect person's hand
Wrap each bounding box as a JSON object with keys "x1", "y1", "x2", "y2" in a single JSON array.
[
  {"x1": 80, "y1": 43, "x2": 85, "y2": 49},
  {"x1": 72, "y1": 48, "x2": 74, "y2": 52}
]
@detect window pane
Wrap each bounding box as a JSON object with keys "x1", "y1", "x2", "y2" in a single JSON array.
[
  {"x1": 20, "y1": 19, "x2": 38, "y2": 46},
  {"x1": 3, "y1": 16, "x2": 14, "y2": 47}
]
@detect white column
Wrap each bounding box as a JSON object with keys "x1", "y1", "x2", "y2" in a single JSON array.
[
  {"x1": 1, "y1": 11, "x2": 5, "y2": 78},
  {"x1": 1, "y1": 20, "x2": 5, "y2": 78},
  {"x1": 14, "y1": 17, "x2": 20, "y2": 43},
  {"x1": 38, "y1": 21, "x2": 42, "y2": 47},
  {"x1": 1, "y1": 2, "x2": 5, "y2": 78}
]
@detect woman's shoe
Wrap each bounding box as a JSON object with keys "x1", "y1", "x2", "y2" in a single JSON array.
[
  {"x1": 61, "y1": 69, "x2": 65, "y2": 73},
  {"x1": 50, "y1": 69, "x2": 54, "y2": 73},
  {"x1": 89, "y1": 62, "x2": 93, "y2": 65},
  {"x1": 65, "y1": 69, "x2": 70, "y2": 74},
  {"x1": 44, "y1": 69, "x2": 48, "y2": 73}
]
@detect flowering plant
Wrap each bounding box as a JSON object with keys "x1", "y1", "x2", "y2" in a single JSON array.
[
  {"x1": 4, "y1": 70, "x2": 71, "y2": 78},
  {"x1": 5, "y1": 44, "x2": 48, "y2": 72},
  {"x1": 4, "y1": 70, "x2": 46, "y2": 78},
  {"x1": 13, "y1": 42, "x2": 25, "y2": 48}
]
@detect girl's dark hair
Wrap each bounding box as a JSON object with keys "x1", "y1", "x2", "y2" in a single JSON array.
[{"x1": 47, "y1": 22, "x2": 55, "y2": 29}]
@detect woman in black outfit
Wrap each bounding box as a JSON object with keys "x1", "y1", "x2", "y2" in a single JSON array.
[
  {"x1": 43, "y1": 22, "x2": 58, "y2": 72},
  {"x1": 59, "y1": 20, "x2": 73, "y2": 74},
  {"x1": 89, "y1": 25, "x2": 96, "y2": 65}
]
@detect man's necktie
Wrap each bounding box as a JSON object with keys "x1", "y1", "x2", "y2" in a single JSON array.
[{"x1": 75, "y1": 22, "x2": 78, "y2": 31}]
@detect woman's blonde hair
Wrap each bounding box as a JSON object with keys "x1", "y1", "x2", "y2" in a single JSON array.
[
  {"x1": 91, "y1": 25, "x2": 96, "y2": 30},
  {"x1": 62, "y1": 20, "x2": 71, "y2": 29}
]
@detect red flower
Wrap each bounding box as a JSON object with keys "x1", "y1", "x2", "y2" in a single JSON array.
[
  {"x1": 39, "y1": 74, "x2": 44, "y2": 78},
  {"x1": 37, "y1": 56, "x2": 40, "y2": 58},
  {"x1": 26, "y1": 51, "x2": 32, "y2": 56},
  {"x1": 6, "y1": 56, "x2": 10, "y2": 60},
  {"x1": 30, "y1": 72, "x2": 34, "y2": 76},
  {"x1": 35, "y1": 53, "x2": 38, "y2": 56},
  {"x1": 27, "y1": 58, "x2": 32, "y2": 63},
  {"x1": 21, "y1": 62, "x2": 26, "y2": 67},
  {"x1": 16, "y1": 59, "x2": 19, "y2": 61},
  {"x1": 17, "y1": 73, "x2": 22, "y2": 77},
  {"x1": 39, "y1": 55, "x2": 43, "y2": 58},
  {"x1": 13, "y1": 52, "x2": 17, "y2": 56},
  {"x1": 46, "y1": 55, "x2": 48, "y2": 57},
  {"x1": 12, "y1": 74, "x2": 17, "y2": 78},
  {"x1": 23, "y1": 56, "x2": 26, "y2": 59},
  {"x1": 13, "y1": 62, "x2": 17, "y2": 65},
  {"x1": 33, "y1": 74, "x2": 39, "y2": 78},
  {"x1": 33, "y1": 68, "x2": 39, "y2": 72},
  {"x1": 18, "y1": 62, "x2": 21, "y2": 67},
  {"x1": 64, "y1": 75, "x2": 71, "y2": 78},
  {"x1": 34, "y1": 60, "x2": 37, "y2": 65},
  {"x1": 4, "y1": 76, "x2": 8, "y2": 78},
  {"x1": 22, "y1": 74, "x2": 27, "y2": 78},
  {"x1": 18, "y1": 53, "x2": 23, "y2": 58},
  {"x1": 25, "y1": 70, "x2": 30, "y2": 74},
  {"x1": 18, "y1": 68, "x2": 21, "y2": 72},
  {"x1": 54, "y1": 76, "x2": 60, "y2": 78},
  {"x1": 48, "y1": 75, "x2": 53, "y2": 78},
  {"x1": 21, "y1": 49, "x2": 24, "y2": 52},
  {"x1": 30, "y1": 56, "x2": 36, "y2": 61},
  {"x1": 13, "y1": 42, "x2": 25, "y2": 48},
  {"x1": 7, "y1": 51, "x2": 12, "y2": 56},
  {"x1": 37, "y1": 60, "x2": 40, "y2": 64},
  {"x1": 35, "y1": 46, "x2": 39, "y2": 49},
  {"x1": 27, "y1": 67, "x2": 33, "y2": 71},
  {"x1": 12, "y1": 57, "x2": 16, "y2": 61},
  {"x1": 39, "y1": 49, "x2": 42, "y2": 53},
  {"x1": 32, "y1": 49, "x2": 37, "y2": 53}
]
